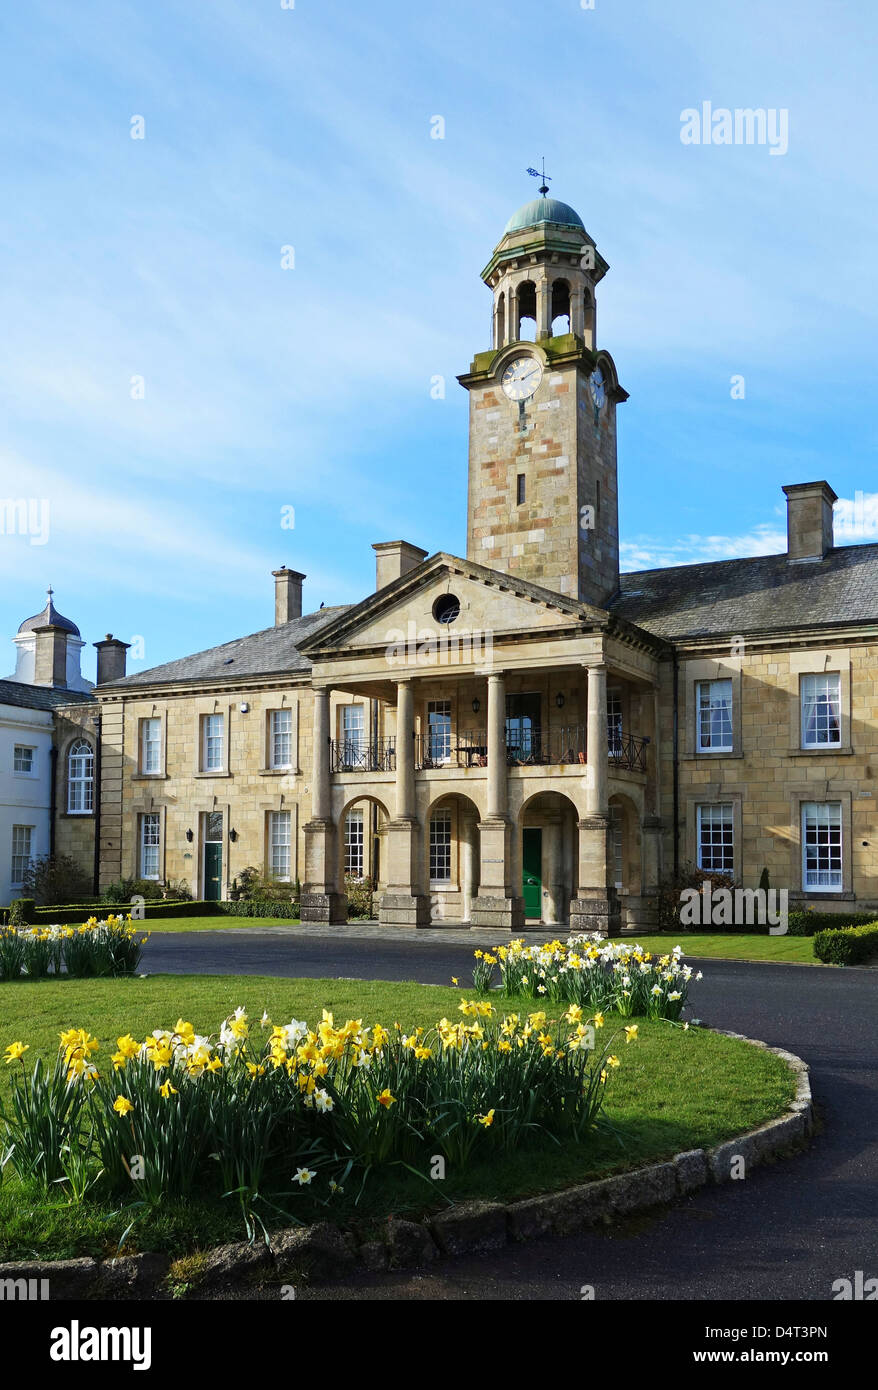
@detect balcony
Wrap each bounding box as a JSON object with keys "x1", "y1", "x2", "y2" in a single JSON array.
[
  {"x1": 330, "y1": 737, "x2": 397, "y2": 773},
  {"x1": 329, "y1": 730, "x2": 649, "y2": 775}
]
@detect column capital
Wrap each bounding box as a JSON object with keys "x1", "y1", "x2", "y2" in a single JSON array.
[{"x1": 487, "y1": 670, "x2": 506, "y2": 684}]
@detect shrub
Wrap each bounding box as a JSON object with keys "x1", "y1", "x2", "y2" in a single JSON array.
[
  {"x1": 232, "y1": 866, "x2": 298, "y2": 905},
  {"x1": 218, "y1": 900, "x2": 299, "y2": 919},
  {"x1": 655, "y1": 865, "x2": 740, "y2": 932},
  {"x1": 787, "y1": 909, "x2": 878, "y2": 937},
  {"x1": 344, "y1": 876, "x2": 375, "y2": 919},
  {"x1": 102, "y1": 878, "x2": 165, "y2": 904},
  {"x1": 813, "y1": 921, "x2": 878, "y2": 965},
  {"x1": 20, "y1": 854, "x2": 92, "y2": 907}
]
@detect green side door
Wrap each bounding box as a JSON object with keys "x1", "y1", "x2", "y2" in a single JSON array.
[
  {"x1": 522, "y1": 828, "x2": 542, "y2": 919},
  {"x1": 204, "y1": 842, "x2": 223, "y2": 902}
]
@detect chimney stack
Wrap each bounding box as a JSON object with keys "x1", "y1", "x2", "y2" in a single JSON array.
[
  {"x1": 94, "y1": 634, "x2": 130, "y2": 685},
  {"x1": 372, "y1": 540, "x2": 428, "y2": 591},
  {"x1": 33, "y1": 624, "x2": 68, "y2": 687},
  {"x1": 782, "y1": 481, "x2": 837, "y2": 564},
  {"x1": 272, "y1": 567, "x2": 305, "y2": 624}
]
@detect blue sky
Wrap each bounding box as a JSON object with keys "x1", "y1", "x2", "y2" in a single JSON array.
[{"x1": 1, "y1": 0, "x2": 876, "y2": 681}]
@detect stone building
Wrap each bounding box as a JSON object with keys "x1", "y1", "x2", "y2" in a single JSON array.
[{"x1": 58, "y1": 190, "x2": 876, "y2": 928}]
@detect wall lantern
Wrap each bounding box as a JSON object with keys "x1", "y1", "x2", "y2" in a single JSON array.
[
  {"x1": 229, "y1": 829, "x2": 238, "y2": 843},
  {"x1": 472, "y1": 697, "x2": 481, "y2": 714},
  {"x1": 555, "y1": 692, "x2": 565, "y2": 709},
  {"x1": 185, "y1": 828, "x2": 194, "y2": 843}
]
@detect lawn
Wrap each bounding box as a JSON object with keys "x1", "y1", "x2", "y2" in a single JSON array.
[
  {"x1": 606, "y1": 932, "x2": 819, "y2": 964},
  {"x1": 137, "y1": 916, "x2": 820, "y2": 963},
  {"x1": 139, "y1": 915, "x2": 299, "y2": 933},
  {"x1": 0, "y1": 974, "x2": 795, "y2": 1263}
]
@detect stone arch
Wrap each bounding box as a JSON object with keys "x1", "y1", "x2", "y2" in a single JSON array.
[
  {"x1": 516, "y1": 279, "x2": 537, "y2": 341},
  {"x1": 424, "y1": 792, "x2": 481, "y2": 924},
  {"x1": 518, "y1": 789, "x2": 581, "y2": 926},
  {"x1": 337, "y1": 793, "x2": 391, "y2": 906},
  {"x1": 551, "y1": 277, "x2": 571, "y2": 336}
]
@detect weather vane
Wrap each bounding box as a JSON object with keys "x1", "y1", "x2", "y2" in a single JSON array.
[{"x1": 526, "y1": 158, "x2": 551, "y2": 195}]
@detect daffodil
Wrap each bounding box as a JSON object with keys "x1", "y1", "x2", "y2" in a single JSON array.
[
  {"x1": 294, "y1": 1167, "x2": 316, "y2": 1185},
  {"x1": 377, "y1": 1088, "x2": 396, "y2": 1109},
  {"x1": 113, "y1": 1095, "x2": 133, "y2": 1116},
  {"x1": 4, "y1": 1041, "x2": 28, "y2": 1064}
]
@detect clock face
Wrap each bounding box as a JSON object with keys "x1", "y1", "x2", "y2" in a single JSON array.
[
  {"x1": 589, "y1": 368, "x2": 606, "y2": 409},
  {"x1": 501, "y1": 356, "x2": 542, "y2": 402}
]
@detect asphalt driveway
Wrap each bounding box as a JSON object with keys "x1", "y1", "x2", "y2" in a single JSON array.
[{"x1": 143, "y1": 929, "x2": 878, "y2": 1301}]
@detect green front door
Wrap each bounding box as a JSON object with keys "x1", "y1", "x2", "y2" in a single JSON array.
[
  {"x1": 204, "y1": 842, "x2": 222, "y2": 901},
  {"x1": 522, "y1": 828, "x2": 542, "y2": 919}
]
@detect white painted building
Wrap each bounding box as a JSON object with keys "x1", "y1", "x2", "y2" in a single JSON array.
[{"x1": 0, "y1": 591, "x2": 94, "y2": 906}]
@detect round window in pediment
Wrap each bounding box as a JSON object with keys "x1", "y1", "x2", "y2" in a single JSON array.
[{"x1": 433, "y1": 594, "x2": 461, "y2": 625}]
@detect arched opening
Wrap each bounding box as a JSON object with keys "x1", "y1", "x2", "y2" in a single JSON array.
[
  {"x1": 551, "y1": 278, "x2": 571, "y2": 337},
  {"x1": 338, "y1": 794, "x2": 391, "y2": 919},
  {"x1": 518, "y1": 790, "x2": 580, "y2": 926},
  {"x1": 494, "y1": 290, "x2": 506, "y2": 348},
  {"x1": 516, "y1": 280, "x2": 537, "y2": 342},
  {"x1": 425, "y1": 793, "x2": 481, "y2": 923}
]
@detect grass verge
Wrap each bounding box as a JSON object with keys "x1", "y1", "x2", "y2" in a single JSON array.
[{"x1": 0, "y1": 974, "x2": 795, "y2": 1262}]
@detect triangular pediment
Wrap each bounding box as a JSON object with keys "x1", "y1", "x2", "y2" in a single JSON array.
[{"x1": 297, "y1": 553, "x2": 608, "y2": 659}]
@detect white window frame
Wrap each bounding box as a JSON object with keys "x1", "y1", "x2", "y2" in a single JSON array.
[
  {"x1": 140, "y1": 717, "x2": 162, "y2": 774},
  {"x1": 13, "y1": 745, "x2": 36, "y2": 776},
  {"x1": 696, "y1": 678, "x2": 733, "y2": 754},
  {"x1": 800, "y1": 673, "x2": 842, "y2": 749},
  {"x1": 696, "y1": 803, "x2": 734, "y2": 875},
  {"x1": 11, "y1": 825, "x2": 34, "y2": 886},
  {"x1": 429, "y1": 809, "x2": 452, "y2": 883},
  {"x1": 202, "y1": 713, "x2": 224, "y2": 772},
  {"x1": 607, "y1": 689, "x2": 623, "y2": 756},
  {"x1": 139, "y1": 812, "x2": 161, "y2": 880},
  {"x1": 802, "y1": 801, "x2": 843, "y2": 892},
  {"x1": 269, "y1": 709, "x2": 292, "y2": 770},
  {"x1": 67, "y1": 739, "x2": 94, "y2": 814},
  {"x1": 268, "y1": 810, "x2": 291, "y2": 881},
  {"x1": 344, "y1": 808, "x2": 364, "y2": 878},
  {"x1": 427, "y1": 700, "x2": 452, "y2": 763}
]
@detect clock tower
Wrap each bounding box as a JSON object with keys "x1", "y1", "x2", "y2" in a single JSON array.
[{"x1": 459, "y1": 189, "x2": 627, "y2": 608}]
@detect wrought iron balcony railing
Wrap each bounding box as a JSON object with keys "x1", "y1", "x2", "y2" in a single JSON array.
[
  {"x1": 330, "y1": 737, "x2": 397, "y2": 773},
  {"x1": 333, "y1": 729, "x2": 649, "y2": 774}
]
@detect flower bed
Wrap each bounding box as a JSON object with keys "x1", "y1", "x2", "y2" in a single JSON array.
[
  {"x1": 471, "y1": 934, "x2": 702, "y2": 1020},
  {"x1": 0, "y1": 917, "x2": 148, "y2": 981},
  {"x1": 1, "y1": 1002, "x2": 636, "y2": 1237}
]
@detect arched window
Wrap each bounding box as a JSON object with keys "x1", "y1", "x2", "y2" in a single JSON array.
[
  {"x1": 67, "y1": 739, "x2": 94, "y2": 814},
  {"x1": 551, "y1": 279, "x2": 571, "y2": 336},
  {"x1": 516, "y1": 280, "x2": 537, "y2": 341}
]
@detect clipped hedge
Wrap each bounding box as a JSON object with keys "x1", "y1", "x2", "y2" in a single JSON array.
[
  {"x1": 25, "y1": 901, "x2": 223, "y2": 925},
  {"x1": 813, "y1": 921, "x2": 878, "y2": 965},
  {"x1": 219, "y1": 900, "x2": 300, "y2": 919},
  {"x1": 788, "y1": 908, "x2": 878, "y2": 937}
]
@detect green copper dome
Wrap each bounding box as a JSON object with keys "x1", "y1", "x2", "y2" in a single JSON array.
[{"x1": 504, "y1": 196, "x2": 585, "y2": 235}]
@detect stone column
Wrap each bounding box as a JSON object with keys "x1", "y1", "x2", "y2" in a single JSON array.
[
  {"x1": 379, "y1": 679, "x2": 429, "y2": 927},
  {"x1": 569, "y1": 284, "x2": 585, "y2": 340},
  {"x1": 471, "y1": 671, "x2": 523, "y2": 930},
  {"x1": 486, "y1": 672, "x2": 507, "y2": 818},
  {"x1": 570, "y1": 663, "x2": 618, "y2": 937},
  {"x1": 536, "y1": 274, "x2": 552, "y2": 340},
  {"x1": 301, "y1": 685, "x2": 346, "y2": 924},
  {"x1": 508, "y1": 285, "x2": 518, "y2": 343}
]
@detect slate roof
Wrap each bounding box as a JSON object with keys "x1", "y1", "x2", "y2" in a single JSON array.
[
  {"x1": 0, "y1": 679, "x2": 94, "y2": 712},
  {"x1": 102, "y1": 606, "x2": 352, "y2": 689},
  {"x1": 610, "y1": 543, "x2": 878, "y2": 640}
]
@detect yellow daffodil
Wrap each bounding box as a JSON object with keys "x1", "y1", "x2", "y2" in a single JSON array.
[
  {"x1": 377, "y1": 1088, "x2": 396, "y2": 1109},
  {"x1": 624, "y1": 1025, "x2": 639, "y2": 1044},
  {"x1": 477, "y1": 1109, "x2": 495, "y2": 1127},
  {"x1": 113, "y1": 1095, "x2": 133, "y2": 1116},
  {"x1": 4, "y1": 1041, "x2": 28, "y2": 1064}
]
